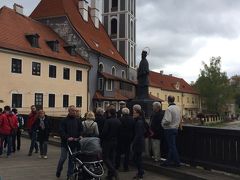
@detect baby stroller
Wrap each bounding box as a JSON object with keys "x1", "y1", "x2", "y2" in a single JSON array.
[{"x1": 67, "y1": 137, "x2": 104, "y2": 180}]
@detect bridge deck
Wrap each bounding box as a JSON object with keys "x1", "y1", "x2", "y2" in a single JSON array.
[{"x1": 0, "y1": 138, "x2": 175, "y2": 180}]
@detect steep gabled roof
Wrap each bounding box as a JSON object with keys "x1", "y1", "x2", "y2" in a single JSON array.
[
  {"x1": 149, "y1": 71, "x2": 199, "y2": 94},
  {"x1": 0, "y1": 6, "x2": 90, "y2": 66},
  {"x1": 30, "y1": 0, "x2": 127, "y2": 65}
]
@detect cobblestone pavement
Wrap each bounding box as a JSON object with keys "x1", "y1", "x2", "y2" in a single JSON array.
[{"x1": 0, "y1": 138, "x2": 176, "y2": 180}]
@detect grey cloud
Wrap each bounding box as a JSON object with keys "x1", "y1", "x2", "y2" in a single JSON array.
[{"x1": 136, "y1": 0, "x2": 240, "y2": 71}]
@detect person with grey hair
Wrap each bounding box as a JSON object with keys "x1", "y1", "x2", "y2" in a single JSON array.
[
  {"x1": 132, "y1": 104, "x2": 145, "y2": 179},
  {"x1": 150, "y1": 101, "x2": 164, "y2": 162},
  {"x1": 161, "y1": 96, "x2": 181, "y2": 167},
  {"x1": 115, "y1": 107, "x2": 134, "y2": 171}
]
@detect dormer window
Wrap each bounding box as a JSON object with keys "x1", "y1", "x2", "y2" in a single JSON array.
[
  {"x1": 46, "y1": 40, "x2": 59, "y2": 52},
  {"x1": 175, "y1": 82, "x2": 180, "y2": 90},
  {"x1": 64, "y1": 45, "x2": 76, "y2": 56},
  {"x1": 25, "y1": 34, "x2": 39, "y2": 48}
]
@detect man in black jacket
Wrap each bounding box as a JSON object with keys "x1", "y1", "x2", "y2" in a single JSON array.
[
  {"x1": 102, "y1": 108, "x2": 121, "y2": 180},
  {"x1": 56, "y1": 105, "x2": 83, "y2": 179},
  {"x1": 115, "y1": 107, "x2": 134, "y2": 171},
  {"x1": 150, "y1": 102, "x2": 164, "y2": 162}
]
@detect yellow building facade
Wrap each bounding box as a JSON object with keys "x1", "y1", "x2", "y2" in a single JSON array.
[
  {"x1": 0, "y1": 49, "x2": 89, "y2": 116},
  {"x1": 149, "y1": 71, "x2": 200, "y2": 118},
  {"x1": 0, "y1": 6, "x2": 91, "y2": 116}
]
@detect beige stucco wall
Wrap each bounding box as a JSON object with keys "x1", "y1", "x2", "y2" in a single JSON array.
[
  {"x1": 0, "y1": 49, "x2": 89, "y2": 117},
  {"x1": 149, "y1": 86, "x2": 200, "y2": 117}
]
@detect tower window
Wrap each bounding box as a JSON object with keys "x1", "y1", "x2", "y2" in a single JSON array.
[
  {"x1": 111, "y1": 18, "x2": 117, "y2": 36},
  {"x1": 112, "y1": 0, "x2": 118, "y2": 11}
]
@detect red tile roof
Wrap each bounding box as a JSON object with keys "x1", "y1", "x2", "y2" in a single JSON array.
[
  {"x1": 0, "y1": 7, "x2": 90, "y2": 66},
  {"x1": 30, "y1": 0, "x2": 127, "y2": 66},
  {"x1": 149, "y1": 71, "x2": 199, "y2": 94},
  {"x1": 93, "y1": 91, "x2": 128, "y2": 101}
]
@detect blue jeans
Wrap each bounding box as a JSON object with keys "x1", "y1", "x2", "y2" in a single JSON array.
[
  {"x1": 28, "y1": 131, "x2": 39, "y2": 154},
  {"x1": 164, "y1": 129, "x2": 180, "y2": 165},
  {"x1": 0, "y1": 135, "x2": 12, "y2": 156},
  {"x1": 56, "y1": 147, "x2": 68, "y2": 174}
]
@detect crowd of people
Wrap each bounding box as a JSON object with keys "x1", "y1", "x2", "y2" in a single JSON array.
[
  {"x1": 0, "y1": 95, "x2": 182, "y2": 180},
  {"x1": 55, "y1": 95, "x2": 182, "y2": 180},
  {"x1": 0, "y1": 106, "x2": 24, "y2": 157}
]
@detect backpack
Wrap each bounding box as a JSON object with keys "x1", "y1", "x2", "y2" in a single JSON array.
[
  {"x1": 144, "y1": 120, "x2": 154, "y2": 138},
  {"x1": 83, "y1": 121, "x2": 96, "y2": 137},
  {"x1": 17, "y1": 115, "x2": 24, "y2": 129}
]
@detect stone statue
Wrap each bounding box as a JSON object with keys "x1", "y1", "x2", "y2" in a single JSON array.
[{"x1": 137, "y1": 50, "x2": 149, "y2": 99}]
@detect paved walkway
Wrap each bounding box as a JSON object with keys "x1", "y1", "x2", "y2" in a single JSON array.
[{"x1": 0, "y1": 138, "x2": 175, "y2": 180}]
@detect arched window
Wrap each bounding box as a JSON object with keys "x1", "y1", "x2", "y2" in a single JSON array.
[
  {"x1": 112, "y1": 66, "x2": 116, "y2": 75},
  {"x1": 112, "y1": 0, "x2": 118, "y2": 9},
  {"x1": 99, "y1": 63, "x2": 104, "y2": 72},
  {"x1": 121, "y1": 70, "x2": 125, "y2": 79},
  {"x1": 111, "y1": 18, "x2": 117, "y2": 35}
]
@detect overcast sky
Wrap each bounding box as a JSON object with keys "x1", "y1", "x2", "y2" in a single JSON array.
[{"x1": 1, "y1": 0, "x2": 240, "y2": 82}]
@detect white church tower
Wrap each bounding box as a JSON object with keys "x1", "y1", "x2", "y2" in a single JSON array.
[{"x1": 102, "y1": 0, "x2": 136, "y2": 80}]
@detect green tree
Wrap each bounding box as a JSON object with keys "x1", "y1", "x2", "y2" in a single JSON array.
[{"x1": 195, "y1": 57, "x2": 233, "y2": 114}]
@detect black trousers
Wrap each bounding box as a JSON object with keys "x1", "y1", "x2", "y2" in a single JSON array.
[
  {"x1": 16, "y1": 129, "x2": 22, "y2": 150},
  {"x1": 115, "y1": 141, "x2": 131, "y2": 170},
  {"x1": 12, "y1": 133, "x2": 17, "y2": 152},
  {"x1": 102, "y1": 140, "x2": 118, "y2": 177},
  {"x1": 133, "y1": 151, "x2": 144, "y2": 177}
]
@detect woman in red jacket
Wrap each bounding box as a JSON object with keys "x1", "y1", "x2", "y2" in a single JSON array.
[{"x1": 0, "y1": 106, "x2": 18, "y2": 157}]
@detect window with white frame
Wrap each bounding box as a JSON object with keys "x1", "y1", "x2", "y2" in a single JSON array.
[
  {"x1": 106, "y1": 79, "x2": 113, "y2": 91},
  {"x1": 112, "y1": 66, "x2": 116, "y2": 75},
  {"x1": 99, "y1": 63, "x2": 104, "y2": 72},
  {"x1": 111, "y1": 18, "x2": 117, "y2": 36},
  {"x1": 98, "y1": 78, "x2": 103, "y2": 90}
]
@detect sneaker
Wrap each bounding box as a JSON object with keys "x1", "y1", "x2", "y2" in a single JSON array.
[
  {"x1": 28, "y1": 152, "x2": 32, "y2": 156},
  {"x1": 34, "y1": 150, "x2": 38, "y2": 153},
  {"x1": 43, "y1": 156, "x2": 48, "y2": 159},
  {"x1": 38, "y1": 155, "x2": 43, "y2": 159}
]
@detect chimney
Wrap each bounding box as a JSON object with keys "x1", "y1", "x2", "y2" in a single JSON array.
[
  {"x1": 90, "y1": 0, "x2": 100, "y2": 28},
  {"x1": 79, "y1": 0, "x2": 89, "y2": 22},
  {"x1": 13, "y1": 3, "x2": 23, "y2": 15},
  {"x1": 169, "y1": 74, "x2": 172, "y2": 76},
  {"x1": 160, "y1": 70, "x2": 164, "y2": 75}
]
